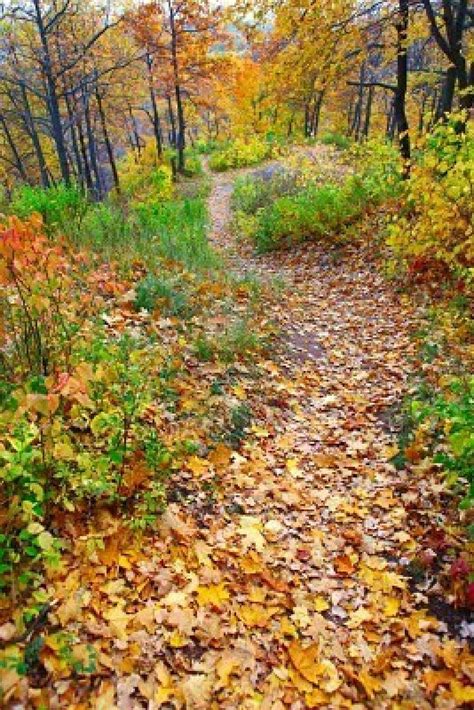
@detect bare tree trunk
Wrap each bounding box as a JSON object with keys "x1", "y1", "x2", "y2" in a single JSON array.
[
  {"x1": 96, "y1": 86, "x2": 120, "y2": 193},
  {"x1": 363, "y1": 86, "x2": 374, "y2": 139},
  {"x1": 394, "y1": 0, "x2": 411, "y2": 177},
  {"x1": 64, "y1": 89, "x2": 85, "y2": 186},
  {"x1": 83, "y1": 87, "x2": 103, "y2": 200},
  {"x1": 19, "y1": 85, "x2": 50, "y2": 188},
  {"x1": 128, "y1": 104, "x2": 142, "y2": 159},
  {"x1": 167, "y1": 94, "x2": 177, "y2": 147},
  {"x1": 145, "y1": 52, "x2": 163, "y2": 160},
  {"x1": 32, "y1": 0, "x2": 70, "y2": 184},
  {"x1": 0, "y1": 112, "x2": 28, "y2": 182},
  {"x1": 77, "y1": 118, "x2": 94, "y2": 193},
  {"x1": 352, "y1": 63, "x2": 366, "y2": 140},
  {"x1": 168, "y1": 1, "x2": 185, "y2": 172}
]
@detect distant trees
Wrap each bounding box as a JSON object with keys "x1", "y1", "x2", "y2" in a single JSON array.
[
  {"x1": 0, "y1": 0, "x2": 471, "y2": 192},
  {"x1": 0, "y1": 0, "x2": 221, "y2": 191}
]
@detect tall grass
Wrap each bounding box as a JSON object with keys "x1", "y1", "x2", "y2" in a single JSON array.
[{"x1": 3, "y1": 184, "x2": 220, "y2": 273}]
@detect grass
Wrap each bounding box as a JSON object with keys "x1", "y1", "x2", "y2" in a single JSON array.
[
  {"x1": 320, "y1": 132, "x2": 352, "y2": 150},
  {"x1": 231, "y1": 144, "x2": 401, "y2": 253},
  {"x1": 3, "y1": 183, "x2": 220, "y2": 274},
  {"x1": 135, "y1": 274, "x2": 191, "y2": 317}
]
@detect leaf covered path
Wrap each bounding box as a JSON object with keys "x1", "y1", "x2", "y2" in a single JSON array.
[
  {"x1": 189, "y1": 160, "x2": 473, "y2": 707},
  {"x1": 6, "y1": 157, "x2": 473, "y2": 709}
]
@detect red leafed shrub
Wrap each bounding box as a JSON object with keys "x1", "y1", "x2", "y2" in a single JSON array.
[{"x1": 0, "y1": 216, "x2": 93, "y2": 378}]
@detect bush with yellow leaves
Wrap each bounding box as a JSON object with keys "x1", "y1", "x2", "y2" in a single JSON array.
[
  {"x1": 387, "y1": 117, "x2": 473, "y2": 296},
  {"x1": 118, "y1": 139, "x2": 174, "y2": 206},
  {"x1": 209, "y1": 137, "x2": 282, "y2": 172}
]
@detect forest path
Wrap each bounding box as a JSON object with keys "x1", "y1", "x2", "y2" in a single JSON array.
[{"x1": 186, "y1": 152, "x2": 467, "y2": 707}]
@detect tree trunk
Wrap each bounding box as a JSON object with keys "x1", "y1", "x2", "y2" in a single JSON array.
[
  {"x1": 311, "y1": 92, "x2": 324, "y2": 137},
  {"x1": 83, "y1": 86, "x2": 103, "y2": 200},
  {"x1": 436, "y1": 65, "x2": 457, "y2": 118},
  {"x1": 167, "y1": 94, "x2": 177, "y2": 147},
  {"x1": 19, "y1": 84, "x2": 50, "y2": 188},
  {"x1": 33, "y1": 0, "x2": 70, "y2": 184},
  {"x1": 352, "y1": 63, "x2": 366, "y2": 140},
  {"x1": 145, "y1": 52, "x2": 163, "y2": 160},
  {"x1": 394, "y1": 0, "x2": 411, "y2": 177},
  {"x1": 363, "y1": 86, "x2": 374, "y2": 139},
  {"x1": 168, "y1": 1, "x2": 185, "y2": 172},
  {"x1": 96, "y1": 86, "x2": 120, "y2": 193},
  {"x1": 0, "y1": 112, "x2": 28, "y2": 182},
  {"x1": 77, "y1": 118, "x2": 94, "y2": 193},
  {"x1": 128, "y1": 105, "x2": 142, "y2": 159},
  {"x1": 64, "y1": 89, "x2": 85, "y2": 186},
  {"x1": 421, "y1": 1, "x2": 473, "y2": 118}
]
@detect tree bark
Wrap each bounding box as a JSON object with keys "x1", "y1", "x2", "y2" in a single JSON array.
[
  {"x1": 146, "y1": 52, "x2": 163, "y2": 160},
  {"x1": 19, "y1": 84, "x2": 50, "y2": 188},
  {"x1": 168, "y1": 1, "x2": 185, "y2": 172},
  {"x1": 32, "y1": 0, "x2": 70, "y2": 184},
  {"x1": 95, "y1": 86, "x2": 120, "y2": 193},
  {"x1": 167, "y1": 94, "x2": 177, "y2": 147},
  {"x1": 394, "y1": 0, "x2": 411, "y2": 177},
  {"x1": 0, "y1": 112, "x2": 28, "y2": 182},
  {"x1": 363, "y1": 86, "x2": 374, "y2": 139},
  {"x1": 82, "y1": 85, "x2": 103, "y2": 200}
]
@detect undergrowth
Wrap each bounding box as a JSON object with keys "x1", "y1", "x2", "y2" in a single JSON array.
[
  {"x1": 208, "y1": 137, "x2": 283, "y2": 172},
  {"x1": 232, "y1": 141, "x2": 400, "y2": 253}
]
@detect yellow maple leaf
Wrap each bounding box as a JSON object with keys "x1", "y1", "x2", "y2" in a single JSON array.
[
  {"x1": 93, "y1": 681, "x2": 118, "y2": 710},
  {"x1": 215, "y1": 652, "x2": 242, "y2": 687},
  {"x1": 346, "y1": 607, "x2": 372, "y2": 629},
  {"x1": 423, "y1": 668, "x2": 454, "y2": 694},
  {"x1": 196, "y1": 583, "x2": 229, "y2": 607},
  {"x1": 358, "y1": 670, "x2": 382, "y2": 699},
  {"x1": 238, "y1": 604, "x2": 280, "y2": 627},
  {"x1": 314, "y1": 596, "x2": 330, "y2": 612},
  {"x1": 288, "y1": 640, "x2": 320, "y2": 684},
  {"x1": 450, "y1": 681, "x2": 474, "y2": 703},
  {"x1": 169, "y1": 630, "x2": 187, "y2": 648},
  {"x1": 286, "y1": 458, "x2": 301, "y2": 476},
  {"x1": 209, "y1": 443, "x2": 232, "y2": 468},
  {"x1": 187, "y1": 455, "x2": 209, "y2": 476},
  {"x1": 305, "y1": 689, "x2": 329, "y2": 707},
  {"x1": 317, "y1": 659, "x2": 342, "y2": 692},
  {"x1": 383, "y1": 597, "x2": 400, "y2": 617},
  {"x1": 103, "y1": 604, "x2": 130, "y2": 640},
  {"x1": 237, "y1": 516, "x2": 266, "y2": 551},
  {"x1": 239, "y1": 552, "x2": 262, "y2": 573}
]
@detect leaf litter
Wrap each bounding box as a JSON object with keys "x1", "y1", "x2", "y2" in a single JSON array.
[{"x1": 1, "y1": 151, "x2": 473, "y2": 708}]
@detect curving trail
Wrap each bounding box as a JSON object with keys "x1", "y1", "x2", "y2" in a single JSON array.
[
  {"x1": 22, "y1": 150, "x2": 472, "y2": 710},
  {"x1": 190, "y1": 153, "x2": 473, "y2": 708}
]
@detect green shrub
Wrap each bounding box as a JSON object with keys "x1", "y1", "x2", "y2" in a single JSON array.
[
  {"x1": 231, "y1": 169, "x2": 299, "y2": 215},
  {"x1": 403, "y1": 376, "x2": 474, "y2": 512},
  {"x1": 9, "y1": 184, "x2": 88, "y2": 232},
  {"x1": 233, "y1": 144, "x2": 401, "y2": 253},
  {"x1": 183, "y1": 153, "x2": 203, "y2": 177},
  {"x1": 134, "y1": 197, "x2": 220, "y2": 272},
  {"x1": 70, "y1": 202, "x2": 132, "y2": 251},
  {"x1": 194, "y1": 139, "x2": 221, "y2": 155},
  {"x1": 135, "y1": 274, "x2": 190, "y2": 316},
  {"x1": 321, "y1": 132, "x2": 351, "y2": 150},
  {"x1": 118, "y1": 139, "x2": 174, "y2": 204},
  {"x1": 218, "y1": 320, "x2": 262, "y2": 363},
  {"x1": 386, "y1": 119, "x2": 474, "y2": 294},
  {"x1": 209, "y1": 138, "x2": 276, "y2": 172}
]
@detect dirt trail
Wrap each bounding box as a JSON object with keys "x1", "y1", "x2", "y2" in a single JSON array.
[{"x1": 193, "y1": 156, "x2": 472, "y2": 707}]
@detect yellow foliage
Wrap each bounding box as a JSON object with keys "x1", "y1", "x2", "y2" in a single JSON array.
[
  {"x1": 118, "y1": 138, "x2": 174, "y2": 205},
  {"x1": 387, "y1": 118, "x2": 473, "y2": 294}
]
